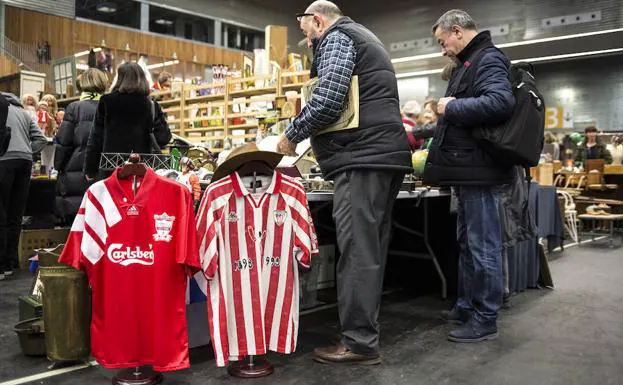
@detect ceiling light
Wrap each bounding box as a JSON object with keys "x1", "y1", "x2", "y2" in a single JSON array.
[
  {"x1": 146, "y1": 60, "x2": 180, "y2": 70},
  {"x1": 558, "y1": 88, "x2": 575, "y2": 100},
  {"x1": 396, "y1": 68, "x2": 444, "y2": 79},
  {"x1": 155, "y1": 19, "x2": 174, "y2": 26},
  {"x1": 74, "y1": 47, "x2": 102, "y2": 58},
  {"x1": 392, "y1": 27, "x2": 623, "y2": 64},
  {"x1": 512, "y1": 47, "x2": 623, "y2": 63},
  {"x1": 395, "y1": 47, "x2": 623, "y2": 79},
  {"x1": 96, "y1": 2, "x2": 117, "y2": 13}
]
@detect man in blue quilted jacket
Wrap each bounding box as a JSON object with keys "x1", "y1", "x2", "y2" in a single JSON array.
[{"x1": 423, "y1": 10, "x2": 515, "y2": 342}]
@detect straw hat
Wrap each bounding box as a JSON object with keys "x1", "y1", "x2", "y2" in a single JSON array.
[{"x1": 211, "y1": 142, "x2": 283, "y2": 182}]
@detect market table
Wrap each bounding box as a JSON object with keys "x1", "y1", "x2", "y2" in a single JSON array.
[{"x1": 307, "y1": 188, "x2": 452, "y2": 299}]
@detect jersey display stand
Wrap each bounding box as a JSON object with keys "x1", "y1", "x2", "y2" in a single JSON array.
[
  {"x1": 227, "y1": 167, "x2": 273, "y2": 379},
  {"x1": 113, "y1": 154, "x2": 163, "y2": 385},
  {"x1": 198, "y1": 145, "x2": 318, "y2": 375},
  {"x1": 227, "y1": 355, "x2": 274, "y2": 378},
  {"x1": 112, "y1": 367, "x2": 163, "y2": 385}
]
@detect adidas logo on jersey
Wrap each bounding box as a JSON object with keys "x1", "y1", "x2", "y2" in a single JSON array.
[
  {"x1": 127, "y1": 205, "x2": 139, "y2": 216},
  {"x1": 107, "y1": 244, "x2": 155, "y2": 266}
]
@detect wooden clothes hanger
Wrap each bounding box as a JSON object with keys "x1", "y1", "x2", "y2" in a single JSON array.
[
  {"x1": 236, "y1": 160, "x2": 275, "y2": 177},
  {"x1": 118, "y1": 153, "x2": 148, "y2": 179}
]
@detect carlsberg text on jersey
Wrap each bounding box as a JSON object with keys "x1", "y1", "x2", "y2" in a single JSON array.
[{"x1": 107, "y1": 244, "x2": 155, "y2": 266}]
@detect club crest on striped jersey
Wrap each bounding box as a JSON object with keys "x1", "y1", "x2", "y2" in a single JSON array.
[
  {"x1": 153, "y1": 213, "x2": 175, "y2": 242},
  {"x1": 273, "y1": 210, "x2": 287, "y2": 226},
  {"x1": 226, "y1": 212, "x2": 239, "y2": 222}
]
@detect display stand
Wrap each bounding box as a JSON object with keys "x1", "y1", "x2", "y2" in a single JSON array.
[
  {"x1": 227, "y1": 355, "x2": 274, "y2": 378},
  {"x1": 112, "y1": 154, "x2": 163, "y2": 385},
  {"x1": 227, "y1": 170, "x2": 274, "y2": 379},
  {"x1": 112, "y1": 367, "x2": 163, "y2": 385}
]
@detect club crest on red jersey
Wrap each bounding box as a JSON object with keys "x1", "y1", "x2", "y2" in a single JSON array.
[
  {"x1": 153, "y1": 213, "x2": 175, "y2": 242},
  {"x1": 273, "y1": 210, "x2": 287, "y2": 226}
]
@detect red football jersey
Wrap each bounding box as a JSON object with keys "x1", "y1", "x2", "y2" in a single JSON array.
[
  {"x1": 59, "y1": 168, "x2": 201, "y2": 372},
  {"x1": 196, "y1": 171, "x2": 318, "y2": 367}
]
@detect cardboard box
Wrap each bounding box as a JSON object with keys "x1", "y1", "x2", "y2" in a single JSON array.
[
  {"x1": 538, "y1": 163, "x2": 554, "y2": 186},
  {"x1": 18, "y1": 228, "x2": 70, "y2": 268}
]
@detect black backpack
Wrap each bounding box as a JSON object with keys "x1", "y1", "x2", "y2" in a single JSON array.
[{"x1": 472, "y1": 60, "x2": 545, "y2": 168}]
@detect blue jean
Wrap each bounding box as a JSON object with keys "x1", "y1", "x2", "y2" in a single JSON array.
[{"x1": 455, "y1": 186, "x2": 503, "y2": 326}]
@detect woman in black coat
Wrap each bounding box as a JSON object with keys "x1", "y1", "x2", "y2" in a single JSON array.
[
  {"x1": 84, "y1": 62, "x2": 171, "y2": 180},
  {"x1": 54, "y1": 68, "x2": 108, "y2": 223}
]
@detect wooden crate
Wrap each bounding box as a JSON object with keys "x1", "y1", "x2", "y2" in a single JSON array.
[{"x1": 18, "y1": 228, "x2": 70, "y2": 268}]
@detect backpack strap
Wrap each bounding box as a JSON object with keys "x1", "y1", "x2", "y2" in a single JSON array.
[
  {"x1": 149, "y1": 100, "x2": 156, "y2": 133},
  {"x1": 524, "y1": 166, "x2": 533, "y2": 196}
]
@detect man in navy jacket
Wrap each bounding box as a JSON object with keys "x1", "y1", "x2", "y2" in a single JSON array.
[{"x1": 423, "y1": 9, "x2": 515, "y2": 342}]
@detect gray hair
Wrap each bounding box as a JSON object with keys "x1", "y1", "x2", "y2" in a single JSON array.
[
  {"x1": 432, "y1": 9, "x2": 477, "y2": 33},
  {"x1": 307, "y1": 1, "x2": 343, "y2": 19}
]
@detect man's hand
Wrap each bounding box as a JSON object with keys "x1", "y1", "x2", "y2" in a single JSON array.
[
  {"x1": 85, "y1": 174, "x2": 95, "y2": 182},
  {"x1": 276, "y1": 134, "x2": 298, "y2": 157},
  {"x1": 437, "y1": 97, "x2": 456, "y2": 115}
]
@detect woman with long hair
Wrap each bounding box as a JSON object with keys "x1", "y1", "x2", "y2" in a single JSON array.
[{"x1": 84, "y1": 62, "x2": 171, "y2": 180}]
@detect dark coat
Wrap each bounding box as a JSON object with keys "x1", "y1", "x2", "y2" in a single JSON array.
[
  {"x1": 54, "y1": 98, "x2": 98, "y2": 221},
  {"x1": 423, "y1": 31, "x2": 515, "y2": 186},
  {"x1": 84, "y1": 92, "x2": 171, "y2": 177},
  {"x1": 575, "y1": 141, "x2": 613, "y2": 165},
  {"x1": 0, "y1": 94, "x2": 9, "y2": 156}
]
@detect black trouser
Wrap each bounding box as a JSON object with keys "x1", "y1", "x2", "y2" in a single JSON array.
[
  {"x1": 0, "y1": 159, "x2": 32, "y2": 271},
  {"x1": 332, "y1": 169, "x2": 404, "y2": 356}
]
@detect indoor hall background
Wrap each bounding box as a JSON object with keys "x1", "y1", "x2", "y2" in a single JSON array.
[
  {"x1": 341, "y1": 0, "x2": 623, "y2": 59},
  {"x1": 427, "y1": 53, "x2": 623, "y2": 130}
]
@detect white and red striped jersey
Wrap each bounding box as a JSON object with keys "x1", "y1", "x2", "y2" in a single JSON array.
[
  {"x1": 196, "y1": 171, "x2": 318, "y2": 367},
  {"x1": 59, "y1": 168, "x2": 201, "y2": 372}
]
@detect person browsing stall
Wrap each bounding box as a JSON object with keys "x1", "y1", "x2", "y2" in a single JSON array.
[
  {"x1": 55, "y1": 68, "x2": 108, "y2": 224},
  {"x1": 423, "y1": 10, "x2": 515, "y2": 343},
  {"x1": 276, "y1": 0, "x2": 412, "y2": 365},
  {"x1": 84, "y1": 62, "x2": 171, "y2": 181},
  {"x1": 0, "y1": 93, "x2": 47, "y2": 280},
  {"x1": 575, "y1": 126, "x2": 613, "y2": 165}
]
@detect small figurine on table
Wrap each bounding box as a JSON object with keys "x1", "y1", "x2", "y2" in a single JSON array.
[{"x1": 178, "y1": 157, "x2": 201, "y2": 210}]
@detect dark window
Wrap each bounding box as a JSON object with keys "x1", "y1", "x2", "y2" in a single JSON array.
[
  {"x1": 149, "y1": 5, "x2": 215, "y2": 44},
  {"x1": 222, "y1": 23, "x2": 264, "y2": 51},
  {"x1": 75, "y1": 0, "x2": 141, "y2": 29}
]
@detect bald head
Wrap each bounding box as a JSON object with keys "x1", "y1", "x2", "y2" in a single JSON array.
[
  {"x1": 299, "y1": 1, "x2": 344, "y2": 49},
  {"x1": 306, "y1": 1, "x2": 343, "y2": 21}
]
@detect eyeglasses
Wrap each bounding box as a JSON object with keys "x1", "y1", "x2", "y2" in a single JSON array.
[{"x1": 296, "y1": 13, "x2": 315, "y2": 22}]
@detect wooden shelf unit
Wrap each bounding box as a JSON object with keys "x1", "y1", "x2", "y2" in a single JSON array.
[
  {"x1": 57, "y1": 70, "x2": 311, "y2": 151},
  {"x1": 170, "y1": 69, "x2": 310, "y2": 150}
]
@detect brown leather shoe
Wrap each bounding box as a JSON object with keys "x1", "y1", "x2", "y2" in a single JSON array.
[{"x1": 313, "y1": 343, "x2": 381, "y2": 365}]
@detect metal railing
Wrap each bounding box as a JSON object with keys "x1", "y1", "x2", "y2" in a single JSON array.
[{"x1": 1, "y1": 36, "x2": 53, "y2": 87}]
